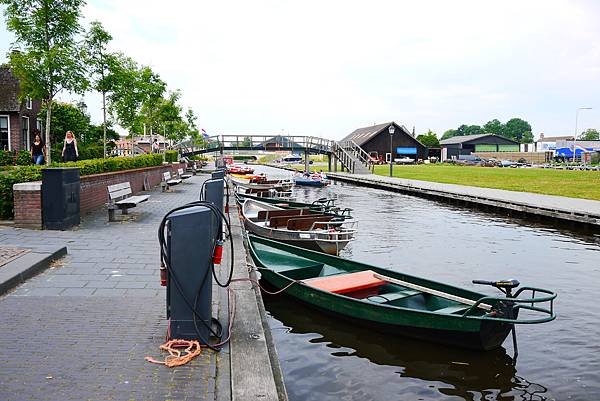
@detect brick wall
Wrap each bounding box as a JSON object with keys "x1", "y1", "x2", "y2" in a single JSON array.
[
  {"x1": 13, "y1": 163, "x2": 184, "y2": 228},
  {"x1": 13, "y1": 182, "x2": 42, "y2": 229}
]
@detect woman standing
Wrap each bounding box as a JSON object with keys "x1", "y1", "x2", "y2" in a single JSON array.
[
  {"x1": 30, "y1": 130, "x2": 46, "y2": 165},
  {"x1": 62, "y1": 131, "x2": 79, "y2": 162}
]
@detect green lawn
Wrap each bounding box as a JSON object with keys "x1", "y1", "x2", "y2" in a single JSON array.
[{"x1": 372, "y1": 164, "x2": 600, "y2": 200}]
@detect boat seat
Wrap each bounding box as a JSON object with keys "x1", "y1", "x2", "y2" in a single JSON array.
[
  {"x1": 269, "y1": 214, "x2": 328, "y2": 228},
  {"x1": 257, "y1": 209, "x2": 313, "y2": 220},
  {"x1": 304, "y1": 270, "x2": 385, "y2": 298},
  {"x1": 433, "y1": 305, "x2": 470, "y2": 315},
  {"x1": 366, "y1": 289, "x2": 422, "y2": 304},
  {"x1": 286, "y1": 215, "x2": 334, "y2": 231}
]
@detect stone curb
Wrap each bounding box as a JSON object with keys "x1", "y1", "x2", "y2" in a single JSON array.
[{"x1": 0, "y1": 246, "x2": 67, "y2": 296}]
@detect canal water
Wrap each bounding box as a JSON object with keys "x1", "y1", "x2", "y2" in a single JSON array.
[{"x1": 252, "y1": 166, "x2": 600, "y2": 401}]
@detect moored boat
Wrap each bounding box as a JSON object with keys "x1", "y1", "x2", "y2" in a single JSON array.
[
  {"x1": 242, "y1": 199, "x2": 356, "y2": 255},
  {"x1": 230, "y1": 175, "x2": 294, "y2": 191},
  {"x1": 248, "y1": 235, "x2": 557, "y2": 351}
]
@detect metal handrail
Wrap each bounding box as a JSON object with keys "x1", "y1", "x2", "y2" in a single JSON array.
[{"x1": 460, "y1": 287, "x2": 557, "y2": 324}]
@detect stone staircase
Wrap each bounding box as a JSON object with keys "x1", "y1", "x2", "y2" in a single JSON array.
[{"x1": 333, "y1": 140, "x2": 372, "y2": 174}]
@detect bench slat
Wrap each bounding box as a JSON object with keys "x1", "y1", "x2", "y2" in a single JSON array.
[
  {"x1": 109, "y1": 188, "x2": 132, "y2": 199},
  {"x1": 115, "y1": 195, "x2": 150, "y2": 206},
  {"x1": 108, "y1": 182, "x2": 130, "y2": 192}
]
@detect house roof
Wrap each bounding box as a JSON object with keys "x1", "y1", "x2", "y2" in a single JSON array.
[
  {"x1": 0, "y1": 66, "x2": 21, "y2": 112},
  {"x1": 340, "y1": 122, "x2": 414, "y2": 146},
  {"x1": 537, "y1": 135, "x2": 574, "y2": 141},
  {"x1": 439, "y1": 133, "x2": 518, "y2": 145}
]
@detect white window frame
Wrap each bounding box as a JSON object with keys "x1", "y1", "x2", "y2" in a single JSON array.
[
  {"x1": 385, "y1": 152, "x2": 391, "y2": 163},
  {"x1": 36, "y1": 118, "x2": 43, "y2": 131},
  {"x1": 0, "y1": 115, "x2": 10, "y2": 151},
  {"x1": 25, "y1": 97, "x2": 32, "y2": 110},
  {"x1": 22, "y1": 116, "x2": 30, "y2": 150}
]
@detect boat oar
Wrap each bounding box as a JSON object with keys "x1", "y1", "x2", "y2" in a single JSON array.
[{"x1": 372, "y1": 273, "x2": 492, "y2": 311}]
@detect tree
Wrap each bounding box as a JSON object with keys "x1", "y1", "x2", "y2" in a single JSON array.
[
  {"x1": 1, "y1": 0, "x2": 88, "y2": 164},
  {"x1": 416, "y1": 130, "x2": 440, "y2": 147},
  {"x1": 441, "y1": 129, "x2": 459, "y2": 140},
  {"x1": 38, "y1": 101, "x2": 91, "y2": 145},
  {"x1": 579, "y1": 128, "x2": 599, "y2": 141},
  {"x1": 483, "y1": 119, "x2": 505, "y2": 136},
  {"x1": 504, "y1": 118, "x2": 532, "y2": 143},
  {"x1": 84, "y1": 20, "x2": 113, "y2": 158}
]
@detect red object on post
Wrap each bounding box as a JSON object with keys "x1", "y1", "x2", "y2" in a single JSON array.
[
  {"x1": 160, "y1": 266, "x2": 168, "y2": 286},
  {"x1": 212, "y1": 240, "x2": 224, "y2": 264}
]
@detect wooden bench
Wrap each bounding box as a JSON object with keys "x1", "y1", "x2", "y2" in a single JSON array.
[
  {"x1": 257, "y1": 208, "x2": 314, "y2": 220},
  {"x1": 107, "y1": 182, "x2": 150, "y2": 221},
  {"x1": 177, "y1": 168, "x2": 192, "y2": 180},
  {"x1": 161, "y1": 171, "x2": 182, "y2": 192}
]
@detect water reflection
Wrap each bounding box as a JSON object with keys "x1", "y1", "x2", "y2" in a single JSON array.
[
  {"x1": 265, "y1": 295, "x2": 552, "y2": 401},
  {"x1": 251, "y1": 166, "x2": 599, "y2": 400}
]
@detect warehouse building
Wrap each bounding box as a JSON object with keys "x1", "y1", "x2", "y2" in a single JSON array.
[{"x1": 440, "y1": 134, "x2": 519, "y2": 161}]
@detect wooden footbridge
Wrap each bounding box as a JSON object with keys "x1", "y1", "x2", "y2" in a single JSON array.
[{"x1": 177, "y1": 134, "x2": 373, "y2": 174}]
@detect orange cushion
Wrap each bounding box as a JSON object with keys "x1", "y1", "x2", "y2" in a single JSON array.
[{"x1": 304, "y1": 270, "x2": 384, "y2": 294}]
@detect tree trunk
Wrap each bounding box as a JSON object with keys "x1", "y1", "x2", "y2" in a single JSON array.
[
  {"x1": 45, "y1": 99, "x2": 52, "y2": 165},
  {"x1": 102, "y1": 91, "x2": 107, "y2": 158}
]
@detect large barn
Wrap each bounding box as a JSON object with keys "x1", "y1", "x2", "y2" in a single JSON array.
[
  {"x1": 341, "y1": 122, "x2": 427, "y2": 163},
  {"x1": 440, "y1": 134, "x2": 519, "y2": 161}
]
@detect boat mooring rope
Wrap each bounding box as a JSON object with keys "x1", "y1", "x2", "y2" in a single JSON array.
[{"x1": 145, "y1": 339, "x2": 203, "y2": 368}]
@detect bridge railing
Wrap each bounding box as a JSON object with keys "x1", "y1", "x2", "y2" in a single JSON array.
[{"x1": 203, "y1": 135, "x2": 336, "y2": 153}]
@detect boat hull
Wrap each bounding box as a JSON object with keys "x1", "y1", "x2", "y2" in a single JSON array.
[{"x1": 248, "y1": 235, "x2": 516, "y2": 351}]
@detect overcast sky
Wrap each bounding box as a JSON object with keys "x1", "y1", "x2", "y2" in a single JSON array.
[{"x1": 1, "y1": 0, "x2": 599, "y2": 140}]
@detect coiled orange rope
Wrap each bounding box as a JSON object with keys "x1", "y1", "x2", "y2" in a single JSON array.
[{"x1": 145, "y1": 339, "x2": 202, "y2": 367}]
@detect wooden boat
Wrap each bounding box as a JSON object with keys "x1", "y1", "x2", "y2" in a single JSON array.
[
  {"x1": 228, "y1": 165, "x2": 254, "y2": 175},
  {"x1": 293, "y1": 176, "x2": 330, "y2": 187},
  {"x1": 242, "y1": 199, "x2": 357, "y2": 255},
  {"x1": 234, "y1": 185, "x2": 295, "y2": 202},
  {"x1": 248, "y1": 235, "x2": 557, "y2": 350},
  {"x1": 231, "y1": 176, "x2": 294, "y2": 191}
]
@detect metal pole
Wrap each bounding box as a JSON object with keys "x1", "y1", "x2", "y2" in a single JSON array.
[{"x1": 389, "y1": 132, "x2": 393, "y2": 177}]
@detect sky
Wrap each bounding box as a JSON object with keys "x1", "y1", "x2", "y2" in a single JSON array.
[{"x1": 1, "y1": 0, "x2": 599, "y2": 140}]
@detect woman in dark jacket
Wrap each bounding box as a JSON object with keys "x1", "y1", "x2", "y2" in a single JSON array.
[{"x1": 30, "y1": 131, "x2": 46, "y2": 165}]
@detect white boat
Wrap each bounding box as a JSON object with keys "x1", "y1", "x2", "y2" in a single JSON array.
[{"x1": 241, "y1": 199, "x2": 357, "y2": 255}]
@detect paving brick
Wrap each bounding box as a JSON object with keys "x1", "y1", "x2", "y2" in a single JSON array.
[{"x1": 0, "y1": 175, "x2": 222, "y2": 401}]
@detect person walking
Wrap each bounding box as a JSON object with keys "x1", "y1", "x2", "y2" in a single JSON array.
[
  {"x1": 152, "y1": 139, "x2": 160, "y2": 153},
  {"x1": 62, "y1": 131, "x2": 79, "y2": 162},
  {"x1": 30, "y1": 130, "x2": 46, "y2": 165}
]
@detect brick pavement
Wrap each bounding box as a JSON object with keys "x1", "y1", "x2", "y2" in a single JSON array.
[
  {"x1": 0, "y1": 246, "x2": 30, "y2": 267},
  {"x1": 0, "y1": 175, "x2": 230, "y2": 401}
]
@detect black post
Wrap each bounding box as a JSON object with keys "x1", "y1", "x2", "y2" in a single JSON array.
[{"x1": 389, "y1": 132, "x2": 393, "y2": 177}]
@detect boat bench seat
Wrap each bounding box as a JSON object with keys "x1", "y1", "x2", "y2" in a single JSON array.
[
  {"x1": 257, "y1": 209, "x2": 313, "y2": 220},
  {"x1": 304, "y1": 270, "x2": 385, "y2": 298},
  {"x1": 268, "y1": 214, "x2": 328, "y2": 228},
  {"x1": 287, "y1": 215, "x2": 334, "y2": 231},
  {"x1": 366, "y1": 289, "x2": 422, "y2": 304},
  {"x1": 433, "y1": 305, "x2": 470, "y2": 315}
]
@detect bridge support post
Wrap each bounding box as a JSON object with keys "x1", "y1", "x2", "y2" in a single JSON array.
[
  {"x1": 328, "y1": 154, "x2": 332, "y2": 172},
  {"x1": 304, "y1": 150, "x2": 310, "y2": 173}
]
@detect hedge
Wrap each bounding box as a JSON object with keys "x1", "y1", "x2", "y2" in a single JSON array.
[
  {"x1": 0, "y1": 153, "x2": 164, "y2": 219},
  {"x1": 164, "y1": 150, "x2": 178, "y2": 163}
]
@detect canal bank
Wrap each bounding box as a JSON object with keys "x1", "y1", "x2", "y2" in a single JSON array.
[{"x1": 326, "y1": 172, "x2": 600, "y2": 227}]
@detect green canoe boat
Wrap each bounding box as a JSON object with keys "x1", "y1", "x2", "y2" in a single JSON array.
[{"x1": 248, "y1": 235, "x2": 557, "y2": 351}]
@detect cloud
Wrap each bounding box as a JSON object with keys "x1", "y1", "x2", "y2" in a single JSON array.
[{"x1": 2, "y1": 0, "x2": 599, "y2": 139}]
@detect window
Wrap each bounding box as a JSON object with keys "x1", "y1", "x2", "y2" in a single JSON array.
[
  {"x1": 0, "y1": 116, "x2": 9, "y2": 150},
  {"x1": 22, "y1": 116, "x2": 30, "y2": 150},
  {"x1": 25, "y1": 97, "x2": 32, "y2": 109},
  {"x1": 36, "y1": 118, "x2": 43, "y2": 131}
]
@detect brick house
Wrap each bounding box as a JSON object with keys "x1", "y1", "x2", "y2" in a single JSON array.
[{"x1": 0, "y1": 65, "x2": 43, "y2": 152}]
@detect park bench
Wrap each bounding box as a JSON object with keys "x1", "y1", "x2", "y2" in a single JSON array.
[
  {"x1": 177, "y1": 167, "x2": 192, "y2": 180},
  {"x1": 107, "y1": 182, "x2": 150, "y2": 222},
  {"x1": 162, "y1": 171, "x2": 182, "y2": 192}
]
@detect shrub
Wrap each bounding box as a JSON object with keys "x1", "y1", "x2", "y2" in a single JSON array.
[
  {"x1": 3, "y1": 153, "x2": 164, "y2": 219},
  {"x1": 164, "y1": 150, "x2": 178, "y2": 163},
  {"x1": 0, "y1": 150, "x2": 13, "y2": 166},
  {"x1": 0, "y1": 165, "x2": 43, "y2": 219},
  {"x1": 16, "y1": 150, "x2": 33, "y2": 166},
  {"x1": 78, "y1": 144, "x2": 104, "y2": 160}
]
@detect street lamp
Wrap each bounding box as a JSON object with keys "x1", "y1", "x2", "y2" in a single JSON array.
[
  {"x1": 574, "y1": 107, "x2": 592, "y2": 162},
  {"x1": 389, "y1": 123, "x2": 395, "y2": 177}
]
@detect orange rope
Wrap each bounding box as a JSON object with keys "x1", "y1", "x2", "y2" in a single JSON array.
[{"x1": 145, "y1": 339, "x2": 202, "y2": 367}]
